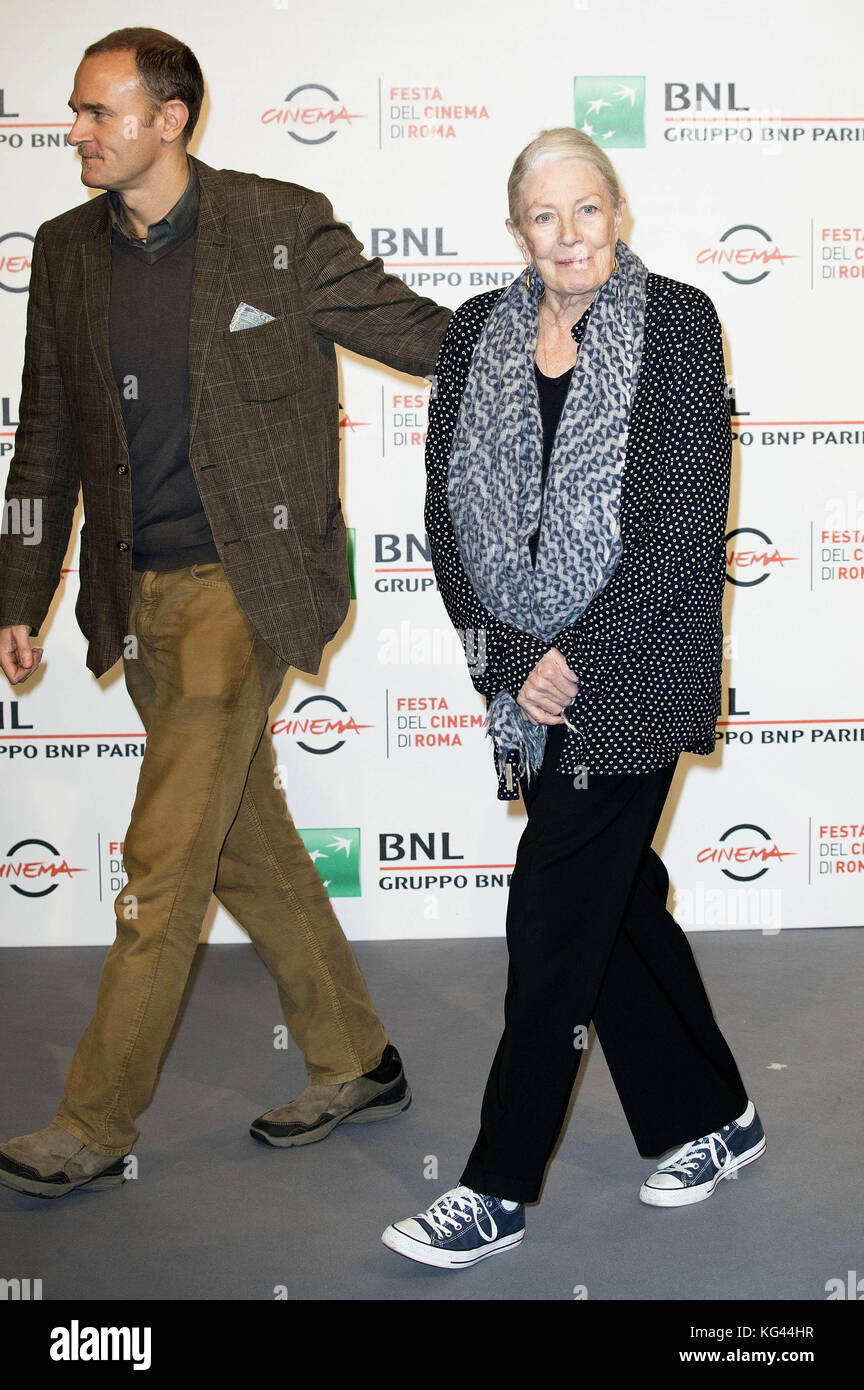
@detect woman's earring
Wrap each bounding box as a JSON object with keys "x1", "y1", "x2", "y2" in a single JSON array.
[
  {"x1": 612, "y1": 247, "x2": 620, "y2": 273},
  {"x1": 525, "y1": 262, "x2": 531, "y2": 290}
]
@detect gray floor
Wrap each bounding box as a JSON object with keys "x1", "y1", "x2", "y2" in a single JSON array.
[{"x1": 0, "y1": 930, "x2": 861, "y2": 1301}]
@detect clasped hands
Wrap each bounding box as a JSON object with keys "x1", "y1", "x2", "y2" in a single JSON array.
[{"x1": 516, "y1": 647, "x2": 578, "y2": 726}]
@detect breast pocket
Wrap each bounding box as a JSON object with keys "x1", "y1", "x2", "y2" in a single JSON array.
[{"x1": 223, "y1": 316, "x2": 305, "y2": 401}]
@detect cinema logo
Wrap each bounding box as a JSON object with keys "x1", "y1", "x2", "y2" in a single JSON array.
[
  {"x1": 696, "y1": 824, "x2": 795, "y2": 881},
  {"x1": 816, "y1": 823, "x2": 864, "y2": 876},
  {"x1": 261, "y1": 83, "x2": 366, "y2": 144},
  {"x1": 816, "y1": 225, "x2": 864, "y2": 282},
  {"x1": 338, "y1": 409, "x2": 369, "y2": 433},
  {"x1": 697, "y1": 225, "x2": 797, "y2": 285},
  {"x1": 818, "y1": 526, "x2": 864, "y2": 582},
  {"x1": 339, "y1": 383, "x2": 430, "y2": 450},
  {"x1": 726, "y1": 527, "x2": 797, "y2": 585},
  {"x1": 105, "y1": 839, "x2": 127, "y2": 895},
  {"x1": 0, "y1": 231, "x2": 33, "y2": 293},
  {"x1": 390, "y1": 694, "x2": 484, "y2": 750},
  {"x1": 0, "y1": 839, "x2": 86, "y2": 897},
  {"x1": 386, "y1": 86, "x2": 490, "y2": 141},
  {"x1": 382, "y1": 389, "x2": 429, "y2": 449},
  {"x1": 272, "y1": 695, "x2": 372, "y2": 754}
]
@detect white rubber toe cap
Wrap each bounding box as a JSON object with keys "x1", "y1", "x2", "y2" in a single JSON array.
[{"x1": 389, "y1": 1218, "x2": 431, "y2": 1244}]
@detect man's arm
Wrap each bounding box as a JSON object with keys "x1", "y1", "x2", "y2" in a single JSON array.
[
  {"x1": 293, "y1": 189, "x2": 451, "y2": 377},
  {"x1": 0, "y1": 227, "x2": 81, "y2": 667}
]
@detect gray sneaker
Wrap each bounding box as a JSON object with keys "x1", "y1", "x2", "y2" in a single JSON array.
[
  {"x1": 0, "y1": 1122, "x2": 127, "y2": 1198},
  {"x1": 250, "y1": 1043, "x2": 411, "y2": 1147}
]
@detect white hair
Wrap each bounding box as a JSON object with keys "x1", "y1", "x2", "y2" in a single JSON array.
[{"x1": 508, "y1": 127, "x2": 623, "y2": 222}]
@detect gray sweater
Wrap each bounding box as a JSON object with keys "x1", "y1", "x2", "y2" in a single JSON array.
[{"x1": 108, "y1": 160, "x2": 219, "y2": 572}]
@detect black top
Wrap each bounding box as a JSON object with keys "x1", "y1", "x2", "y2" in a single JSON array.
[
  {"x1": 528, "y1": 309, "x2": 593, "y2": 565},
  {"x1": 424, "y1": 275, "x2": 732, "y2": 798},
  {"x1": 528, "y1": 362, "x2": 574, "y2": 567},
  {"x1": 108, "y1": 159, "x2": 220, "y2": 572}
]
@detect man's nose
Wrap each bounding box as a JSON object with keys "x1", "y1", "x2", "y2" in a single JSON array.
[{"x1": 67, "y1": 116, "x2": 87, "y2": 146}]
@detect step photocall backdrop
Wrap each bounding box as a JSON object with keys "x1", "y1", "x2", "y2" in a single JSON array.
[{"x1": 1, "y1": 0, "x2": 862, "y2": 946}]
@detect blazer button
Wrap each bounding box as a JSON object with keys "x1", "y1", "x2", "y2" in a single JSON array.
[
  {"x1": 116, "y1": 463, "x2": 129, "y2": 475},
  {"x1": 117, "y1": 541, "x2": 129, "y2": 551}
]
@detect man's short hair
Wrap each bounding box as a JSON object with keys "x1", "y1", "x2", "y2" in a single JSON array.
[{"x1": 83, "y1": 27, "x2": 204, "y2": 143}]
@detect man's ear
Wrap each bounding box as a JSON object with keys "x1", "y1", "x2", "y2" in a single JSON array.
[{"x1": 160, "y1": 99, "x2": 190, "y2": 145}]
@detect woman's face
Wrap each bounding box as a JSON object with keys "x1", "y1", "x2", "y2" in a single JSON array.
[{"x1": 508, "y1": 157, "x2": 624, "y2": 301}]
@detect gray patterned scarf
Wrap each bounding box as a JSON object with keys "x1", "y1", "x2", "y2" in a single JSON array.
[{"x1": 447, "y1": 238, "x2": 648, "y2": 779}]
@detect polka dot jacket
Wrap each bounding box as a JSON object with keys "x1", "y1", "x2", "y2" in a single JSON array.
[{"x1": 423, "y1": 274, "x2": 732, "y2": 800}]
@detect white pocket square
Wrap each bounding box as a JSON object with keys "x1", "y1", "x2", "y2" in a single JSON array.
[{"x1": 230, "y1": 302, "x2": 276, "y2": 332}]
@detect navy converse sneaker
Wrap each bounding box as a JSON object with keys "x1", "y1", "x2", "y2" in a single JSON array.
[
  {"x1": 639, "y1": 1100, "x2": 766, "y2": 1207},
  {"x1": 382, "y1": 1185, "x2": 525, "y2": 1268}
]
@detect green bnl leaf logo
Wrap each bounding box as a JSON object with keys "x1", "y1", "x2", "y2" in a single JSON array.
[
  {"x1": 347, "y1": 527, "x2": 356, "y2": 600},
  {"x1": 573, "y1": 77, "x2": 645, "y2": 149},
  {"x1": 299, "y1": 828, "x2": 361, "y2": 897}
]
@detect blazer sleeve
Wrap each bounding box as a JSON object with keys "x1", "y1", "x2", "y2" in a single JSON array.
[
  {"x1": 293, "y1": 190, "x2": 451, "y2": 379},
  {"x1": 552, "y1": 291, "x2": 731, "y2": 698},
  {"x1": 0, "y1": 228, "x2": 81, "y2": 634},
  {"x1": 425, "y1": 299, "x2": 551, "y2": 700}
]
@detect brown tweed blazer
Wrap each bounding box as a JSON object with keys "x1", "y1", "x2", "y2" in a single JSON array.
[{"x1": 0, "y1": 156, "x2": 451, "y2": 676}]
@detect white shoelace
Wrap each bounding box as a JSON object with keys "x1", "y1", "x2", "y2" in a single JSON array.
[
  {"x1": 660, "y1": 1131, "x2": 733, "y2": 1179},
  {"x1": 419, "y1": 1186, "x2": 498, "y2": 1243}
]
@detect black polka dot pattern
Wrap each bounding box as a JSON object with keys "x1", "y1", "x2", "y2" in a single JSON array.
[{"x1": 424, "y1": 274, "x2": 732, "y2": 800}]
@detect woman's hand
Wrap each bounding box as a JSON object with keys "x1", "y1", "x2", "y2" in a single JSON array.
[{"x1": 516, "y1": 648, "x2": 578, "y2": 725}]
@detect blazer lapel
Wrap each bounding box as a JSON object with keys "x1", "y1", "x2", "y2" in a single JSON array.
[
  {"x1": 188, "y1": 159, "x2": 230, "y2": 443},
  {"x1": 81, "y1": 201, "x2": 127, "y2": 443}
]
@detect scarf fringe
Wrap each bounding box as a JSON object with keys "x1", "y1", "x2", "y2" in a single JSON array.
[{"x1": 485, "y1": 690, "x2": 547, "y2": 780}]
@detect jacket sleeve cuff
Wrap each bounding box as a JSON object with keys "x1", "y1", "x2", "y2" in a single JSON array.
[
  {"x1": 0, "y1": 617, "x2": 38, "y2": 635},
  {"x1": 493, "y1": 629, "x2": 551, "y2": 700}
]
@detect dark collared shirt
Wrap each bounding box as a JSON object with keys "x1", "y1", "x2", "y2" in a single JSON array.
[
  {"x1": 108, "y1": 157, "x2": 200, "y2": 263},
  {"x1": 108, "y1": 158, "x2": 219, "y2": 572}
]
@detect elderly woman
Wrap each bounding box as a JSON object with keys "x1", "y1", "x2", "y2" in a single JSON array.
[{"x1": 381, "y1": 128, "x2": 765, "y2": 1270}]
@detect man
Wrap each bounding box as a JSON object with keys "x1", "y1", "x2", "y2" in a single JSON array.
[{"x1": 0, "y1": 28, "x2": 450, "y2": 1198}]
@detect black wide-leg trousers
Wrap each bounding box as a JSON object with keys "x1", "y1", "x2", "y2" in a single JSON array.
[{"x1": 460, "y1": 725, "x2": 749, "y2": 1205}]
